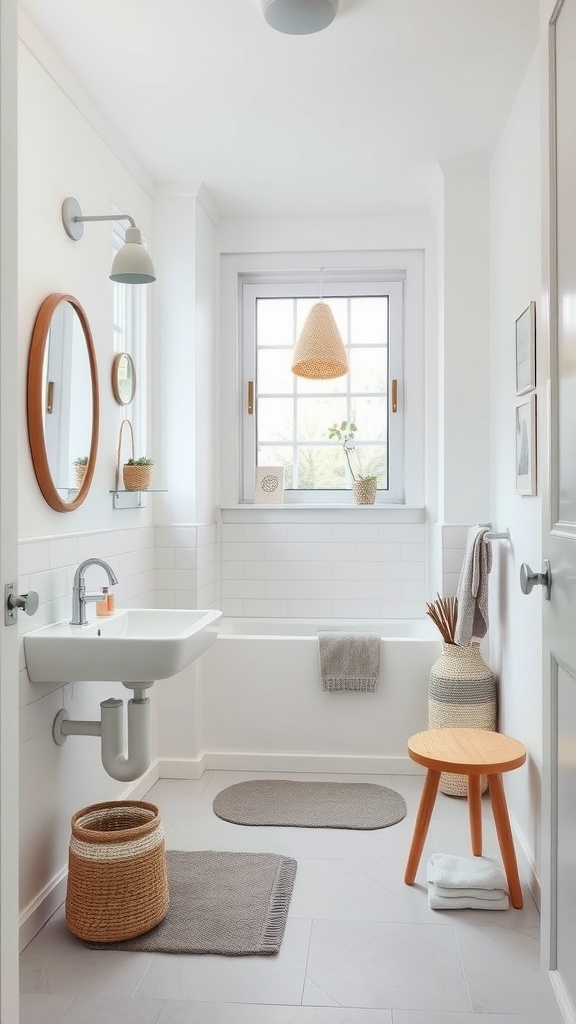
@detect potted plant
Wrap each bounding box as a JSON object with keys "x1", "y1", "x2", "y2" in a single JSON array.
[
  {"x1": 123, "y1": 456, "x2": 154, "y2": 491},
  {"x1": 73, "y1": 456, "x2": 88, "y2": 490},
  {"x1": 327, "y1": 421, "x2": 378, "y2": 504}
]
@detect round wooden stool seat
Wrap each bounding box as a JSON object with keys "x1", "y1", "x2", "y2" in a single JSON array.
[
  {"x1": 404, "y1": 727, "x2": 526, "y2": 909},
  {"x1": 407, "y1": 728, "x2": 526, "y2": 775}
]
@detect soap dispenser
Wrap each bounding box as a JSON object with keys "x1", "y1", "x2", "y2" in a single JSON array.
[{"x1": 96, "y1": 587, "x2": 113, "y2": 616}]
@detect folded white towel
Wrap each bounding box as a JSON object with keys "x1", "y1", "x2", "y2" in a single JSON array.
[
  {"x1": 428, "y1": 853, "x2": 507, "y2": 892},
  {"x1": 454, "y1": 525, "x2": 492, "y2": 645},
  {"x1": 318, "y1": 632, "x2": 380, "y2": 692},
  {"x1": 433, "y1": 884, "x2": 508, "y2": 901},
  {"x1": 427, "y1": 883, "x2": 509, "y2": 911}
]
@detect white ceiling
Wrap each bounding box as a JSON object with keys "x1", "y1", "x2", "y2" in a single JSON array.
[{"x1": 19, "y1": 0, "x2": 539, "y2": 219}]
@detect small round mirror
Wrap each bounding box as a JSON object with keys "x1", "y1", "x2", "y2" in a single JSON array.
[
  {"x1": 112, "y1": 352, "x2": 136, "y2": 406},
  {"x1": 27, "y1": 294, "x2": 99, "y2": 512}
]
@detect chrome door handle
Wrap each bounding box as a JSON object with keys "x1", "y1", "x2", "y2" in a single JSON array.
[
  {"x1": 5, "y1": 583, "x2": 39, "y2": 624},
  {"x1": 520, "y1": 560, "x2": 552, "y2": 600}
]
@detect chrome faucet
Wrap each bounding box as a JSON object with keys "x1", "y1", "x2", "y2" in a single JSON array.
[{"x1": 70, "y1": 558, "x2": 119, "y2": 625}]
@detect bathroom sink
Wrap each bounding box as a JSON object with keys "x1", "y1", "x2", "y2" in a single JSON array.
[{"x1": 24, "y1": 608, "x2": 222, "y2": 684}]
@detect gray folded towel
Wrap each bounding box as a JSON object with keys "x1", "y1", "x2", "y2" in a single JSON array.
[
  {"x1": 318, "y1": 632, "x2": 380, "y2": 692},
  {"x1": 454, "y1": 525, "x2": 492, "y2": 645}
]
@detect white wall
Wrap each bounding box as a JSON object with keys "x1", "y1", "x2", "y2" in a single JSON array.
[
  {"x1": 18, "y1": 41, "x2": 157, "y2": 944},
  {"x1": 489, "y1": 50, "x2": 542, "y2": 886}
]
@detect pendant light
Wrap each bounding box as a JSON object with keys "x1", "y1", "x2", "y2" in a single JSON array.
[
  {"x1": 292, "y1": 278, "x2": 348, "y2": 379},
  {"x1": 262, "y1": 0, "x2": 339, "y2": 35}
]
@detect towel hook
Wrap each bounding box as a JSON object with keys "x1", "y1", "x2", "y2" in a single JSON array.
[{"x1": 479, "y1": 523, "x2": 510, "y2": 542}]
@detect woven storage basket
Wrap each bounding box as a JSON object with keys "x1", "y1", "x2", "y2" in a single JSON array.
[
  {"x1": 428, "y1": 643, "x2": 496, "y2": 796},
  {"x1": 116, "y1": 419, "x2": 153, "y2": 490},
  {"x1": 66, "y1": 800, "x2": 169, "y2": 942}
]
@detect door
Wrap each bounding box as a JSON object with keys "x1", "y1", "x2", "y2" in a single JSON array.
[
  {"x1": 541, "y1": 1, "x2": 576, "y2": 1020},
  {"x1": 0, "y1": 0, "x2": 20, "y2": 1018}
]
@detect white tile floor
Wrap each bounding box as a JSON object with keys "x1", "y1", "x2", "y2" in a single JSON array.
[{"x1": 20, "y1": 771, "x2": 564, "y2": 1024}]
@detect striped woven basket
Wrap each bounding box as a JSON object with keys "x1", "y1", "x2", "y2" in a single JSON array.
[
  {"x1": 66, "y1": 800, "x2": 169, "y2": 942},
  {"x1": 428, "y1": 643, "x2": 497, "y2": 796}
]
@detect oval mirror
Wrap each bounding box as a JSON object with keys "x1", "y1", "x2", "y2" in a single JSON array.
[
  {"x1": 27, "y1": 294, "x2": 99, "y2": 512},
  {"x1": 112, "y1": 352, "x2": 136, "y2": 405}
]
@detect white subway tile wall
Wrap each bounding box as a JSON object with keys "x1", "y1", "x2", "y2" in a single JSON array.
[
  {"x1": 220, "y1": 521, "x2": 428, "y2": 618},
  {"x1": 441, "y1": 524, "x2": 468, "y2": 597},
  {"x1": 155, "y1": 523, "x2": 219, "y2": 610}
]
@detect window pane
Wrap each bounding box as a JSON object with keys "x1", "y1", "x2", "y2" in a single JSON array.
[
  {"x1": 296, "y1": 446, "x2": 347, "y2": 489},
  {"x1": 350, "y1": 347, "x2": 388, "y2": 393},
  {"x1": 297, "y1": 372, "x2": 347, "y2": 395},
  {"x1": 257, "y1": 299, "x2": 295, "y2": 346},
  {"x1": 350, "y1": 397, "x2": 387, "y2": 441},
  {"x1": 257, "y1": 397, "x2": 293, "y2": 442},
  {"x1": 350, "y1": 297, "x2": 388, "y2": 345},
  {"x1": 257, "y1": 348, "x2": 294, "y2": 394},
  {"x1": 354, "y1": 444, "x2": 387, "y2": 486},
  {"x1": 295, "y1": 297, "x2": 317, "y2": 335},
  {"x1": 257, "y1": 445, "x2": 293, "y2": 488},
  {"x1": 296, "y1": 397, "x2": 347, "y2": 442}
]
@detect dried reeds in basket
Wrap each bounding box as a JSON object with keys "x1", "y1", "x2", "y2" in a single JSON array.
[
  {"x1": 426, "y1": 594, "x2": 458, "y2": 645},
  {"x1": 66, "y1": 800, "x2": 169, "y2": 943}
]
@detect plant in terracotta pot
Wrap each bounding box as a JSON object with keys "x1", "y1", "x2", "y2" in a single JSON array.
[
  {"x1": 123, "y1": 456, "x2": 154, "y2": 491},
  {"x1": 327, "y1": 421, "x2": 378, "y2": 504},
  {"x1": 73, "y1": 456, "x2": 88, "y2": 490}
]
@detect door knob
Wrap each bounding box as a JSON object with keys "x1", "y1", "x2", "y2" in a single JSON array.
[
  {"x1": 4, "y1": 583, "x2": 39, "y2": 625},
  {"x1": 520, "y1": 560, "x2": 552, "y2": 600}
]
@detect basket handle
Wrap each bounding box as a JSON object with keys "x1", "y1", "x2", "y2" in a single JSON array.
[{"x1": 116, "y1": 419, "x2": 135, "y2": 489}]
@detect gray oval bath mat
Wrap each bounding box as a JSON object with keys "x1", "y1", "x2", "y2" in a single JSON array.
[{"x1": 213, "y1": 780, "x2": 407, "y2": 830}]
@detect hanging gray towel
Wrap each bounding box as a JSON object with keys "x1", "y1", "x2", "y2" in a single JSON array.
[
  {"x1": 454, "y1": 525, "x2": 492, "y2": 646},
  {"x1": 318, "y1": 632, "x2": 380, "y2": 692}
]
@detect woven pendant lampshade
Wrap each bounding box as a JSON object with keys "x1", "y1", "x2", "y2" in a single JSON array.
[{"x1": 291, "y1": 302, "x2": 348, "y2": 379}]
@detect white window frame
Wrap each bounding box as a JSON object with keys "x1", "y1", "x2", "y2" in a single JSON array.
[
  {"x1": 112, "y1": 220, "x2": 147, "y2": 454},
  {"x1": 219, "y1": 249, "x2": 425, "y2": 511},
  {"x1": 241, "y1": 275, "x2": 405, "y2": 503}
]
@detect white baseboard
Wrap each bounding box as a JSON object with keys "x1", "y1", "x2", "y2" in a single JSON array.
[
  {"x1": 510, "y1": 810, "x2": 541, "y2": 912},
  {"x1": 550, "y1": 970, "x2": 576, "y2": 1024},
  {"x1": 159, "y1": 752, "x2": 423, "y2": 776},
  {"x1": 19, "y1": 759, "x2": 161, "y2": 951}
]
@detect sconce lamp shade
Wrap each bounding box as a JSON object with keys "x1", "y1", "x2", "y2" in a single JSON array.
[
  {"x1": 110, "y1": 227, "x2": 156, "y2": 284},
  {"x1": 292, "y1": 301, "x2": 348, "y2": 379}
]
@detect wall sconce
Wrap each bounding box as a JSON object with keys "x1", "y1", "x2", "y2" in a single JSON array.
[
  {"x1": 61, "y1": 197, "x2": 156, "y2": 284},
  {"x1": 291, "y1": 301, "x2": 348, "y2": 380}
]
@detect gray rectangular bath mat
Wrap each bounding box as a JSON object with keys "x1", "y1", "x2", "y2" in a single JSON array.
[{"x1": 85, "y1": 849, "x2": 296, "y2": 956}]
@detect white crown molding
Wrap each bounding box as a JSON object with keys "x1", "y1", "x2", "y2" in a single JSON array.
[
  {"x1": 155, "y1": 182, "x2": 220, "y2": 224},
  {"x1": 18, "y1": 6, "x2": 156, "y2": 197}
]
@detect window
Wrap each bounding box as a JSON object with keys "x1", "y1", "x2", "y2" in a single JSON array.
[
  {"x1": 241, "y1": 275, "x2": 404, "y2": 503},
  {"x1": 112, "y1": 220, "x2": 146, "y2": 450}
]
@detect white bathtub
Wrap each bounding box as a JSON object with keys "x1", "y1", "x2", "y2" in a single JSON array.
[{"x1": 199, "y1": 618, "x2": 441, "y2": 774}]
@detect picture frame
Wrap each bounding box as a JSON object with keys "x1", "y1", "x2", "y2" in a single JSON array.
[
  {"x1": 515, "y1": 395, "x2": 536, "y2": 496},
  {"x1": 254, "y1": 465, "x2": 284, "y2": 504},
  {"x1": 515, "y1": 301, "x2": 536, "y2": 395}
]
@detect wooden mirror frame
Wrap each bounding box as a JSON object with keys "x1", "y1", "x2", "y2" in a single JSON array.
[
  {"x1": 27, "y1": 293, "x2": 99, "y2": 513},
  {"x1": 111, "y1": 351, "x2": 136, "y2": 405}
]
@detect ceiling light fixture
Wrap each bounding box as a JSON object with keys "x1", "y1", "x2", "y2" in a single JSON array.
[
  {"x1": 262, "y1": 0, "x2": 339, "y2": 35},
  {"x1": 292, "y1": 300, "x2": 348, "y2": 380},
  {"x1": 61, "y1": 197, "x2": 156, "y2": 284}
]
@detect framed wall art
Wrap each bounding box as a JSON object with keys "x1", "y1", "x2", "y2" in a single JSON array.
[
  {"x1": 515, "y1": 301, "x2": 536, "y2": 395},
  {"x1": 515, "y1": 395, "x2": 536, "y2": 496}
]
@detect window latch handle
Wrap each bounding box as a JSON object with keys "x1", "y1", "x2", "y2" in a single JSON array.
[
  {"x1": 247, "y1": 380, "x2": 254, "y2": 415},
  {"x1": 391, "y1": 379, "x2": 398, "y2": 413}
]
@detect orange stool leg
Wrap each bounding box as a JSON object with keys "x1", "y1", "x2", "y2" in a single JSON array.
[
  {"x1": 488, "y1": 772, "x2": 523, "y2": 909},
  {"x1": 404, "y1": 768, "x2": 441, "y2": 885},
  {"x1": 467, "y1": 773, "x2": 482, "y2": 856}
]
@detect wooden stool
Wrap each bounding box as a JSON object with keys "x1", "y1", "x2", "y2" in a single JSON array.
[{"x1": 404, "y1": 728, "x2": 526, "y2": 909}]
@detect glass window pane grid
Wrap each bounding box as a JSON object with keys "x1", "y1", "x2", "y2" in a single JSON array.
[{"x1": 255, "y1": 294, "x2": 389, "y2": 492}]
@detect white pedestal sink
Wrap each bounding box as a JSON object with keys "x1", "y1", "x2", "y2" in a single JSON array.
[{"x1": 24, "y1": 607, "x2": 222, "y2": 684}]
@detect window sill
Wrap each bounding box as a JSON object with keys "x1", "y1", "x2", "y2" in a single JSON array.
[{"x1": 220, "y1": 505, "x2": 426, "y2": 524}]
